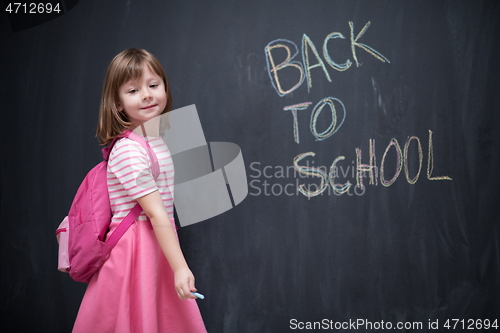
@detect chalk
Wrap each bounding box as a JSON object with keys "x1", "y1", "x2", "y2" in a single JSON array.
[{"x1": 191, "y1": 292, "x2": 205, "y2": 299}]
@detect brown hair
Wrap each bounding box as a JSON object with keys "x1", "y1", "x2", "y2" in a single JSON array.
[{"x1": 96, "y1": 48, "x2": 173, "y2": 145}]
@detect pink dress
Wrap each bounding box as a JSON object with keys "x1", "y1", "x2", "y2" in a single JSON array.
[{"x1": 73, "y1": 136, "x2": 206, "y2": 333}]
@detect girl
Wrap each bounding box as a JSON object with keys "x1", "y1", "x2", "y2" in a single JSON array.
[{"x1": 72, "y1": 48, "x2": 207, "y2": 333}]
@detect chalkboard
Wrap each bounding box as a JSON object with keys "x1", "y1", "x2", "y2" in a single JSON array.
[{"x1": 1, "y1": 1, "x2": 499, "y2": 332}]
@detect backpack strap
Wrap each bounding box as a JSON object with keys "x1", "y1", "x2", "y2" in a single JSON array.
[
  {"x1": 124, "y1": 129, "x2": 160, "y2": 180},
  {"x1": 101, "y1": 136, "x2": 122, "y2": 160},
  {"x1": 103, "y1": 129, "x2": 162, "y2": 248},
  {"x1": 105, "y1": 204, "x2": 143, "y2": 249},
  {"x1": 102, "y1": 129, "x2": 160, "y2": 179}
]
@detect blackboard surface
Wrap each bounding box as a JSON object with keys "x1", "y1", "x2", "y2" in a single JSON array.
[{"x1": 1, "y1": 1, "x2": 499, "y2": 332}]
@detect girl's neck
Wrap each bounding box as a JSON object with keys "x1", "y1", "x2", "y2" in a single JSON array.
[{"x1": 130, "y1": 117, "x2": 161, "y2": 138}]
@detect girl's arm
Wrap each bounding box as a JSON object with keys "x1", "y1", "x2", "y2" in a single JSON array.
[{"x1": 136, "y1": 190, "x2": 197, "y2": 300}]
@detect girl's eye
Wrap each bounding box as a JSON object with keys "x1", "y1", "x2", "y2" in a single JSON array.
[
  {"x1": 150, "y1": 84, "x2": 158, "y2": 88},
  {"x1": 128, "y1": 89, "x2": 137, "y2": 93}
]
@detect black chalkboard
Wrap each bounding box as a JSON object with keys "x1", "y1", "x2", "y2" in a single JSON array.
[{"x1": 1, "y1": 1, "x2": 500, "y2": 332}]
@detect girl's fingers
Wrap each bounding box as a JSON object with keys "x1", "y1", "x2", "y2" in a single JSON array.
[
  {"x1": 185, "y1": 287, "x2": 196, "y2": 299},
  {"x1": 175, "y1": 270, "x2": 196, "y2": 299},
  {"x1": 189, "y1": 279, "x2": 196, "y2": 291},
  {"x1": 177, "y1": 284, "x2": 196, "y2": 300},
  {"x1": 177, "y1": 288, "x2": 185, "y2": 300}
]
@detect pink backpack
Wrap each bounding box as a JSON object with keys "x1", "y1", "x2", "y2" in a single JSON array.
[{"x1": 55, "y1": 129, "x2": 159, "y2": 283}]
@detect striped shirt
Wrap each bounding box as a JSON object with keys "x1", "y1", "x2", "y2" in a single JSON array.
[{"x1": 107, "y1": 136, "x2": 174, "y2": 224}]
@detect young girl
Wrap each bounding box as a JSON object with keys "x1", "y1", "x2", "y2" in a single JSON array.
[{"x1": 72, "y1": 48, "x2": 207, "y2": 333}]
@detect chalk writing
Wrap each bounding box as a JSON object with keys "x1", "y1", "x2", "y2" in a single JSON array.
[
  {"x1": 284, "y1": 102, "x2": 312, "y2": 144},
  {"x1": 302, "y1": 34, "x2": 331, "y2": 91},
  {"x1": 380, "y1": 138, "x2": 403, "y2": 187},
  {"x1": 265, "y1": 21, "x2": 390, "y2": 97},
  {"x1": 293, "y1": 131, "x2": 451, "y2": 196},
  {"x1": 323, "y1": 31, "x2": 352, "y2": 71},
  {"x1": 310, "y1": 97, "x2": 346, "y2": 141},
  {"x1": 356, "y1": 139, "x2": 378, "y2": 189},
  {"x1": 284, "y1": 97, "x2": 346, "y2": 143},
  {"x1": 265, "y1": 39, "x2": 305, "y2": 97},
  {"x1": 427, "y1": 130, "x2": 452, "y2": 180},
  {"x1": 404, "y1": 136, "x2": 423, "y2": 184},
  {"x1": 330, "y1": 156, "x2": 352, "y2": 194},
  {"x1": 264, "y1": 21, "x2": 450, "y2": 198},
  {"x1": 349, "y1": 21, "x2": 390, "y2": 67},
  {"x1": 293, "y1": 152, "x2": 328, "y2": 197}
]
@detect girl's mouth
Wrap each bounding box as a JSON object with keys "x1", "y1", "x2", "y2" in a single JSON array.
[{"x1": 141, "y1": 104, "x2": 157, "y2": 110}]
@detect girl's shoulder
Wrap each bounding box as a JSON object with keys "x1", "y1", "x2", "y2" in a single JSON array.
[
  {"x1": 109, "y1": 136, "x2": 167, "y2": 161},
  {"x1": 113, "y1": 136, "x2": 143, "y2": 150},
  {"x1": 108, "y1": 137, "x2": 146, "y2": 162}
]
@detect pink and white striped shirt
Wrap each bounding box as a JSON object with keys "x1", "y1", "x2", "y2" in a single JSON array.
[{"x1": 107, "y1": 136, "x2": 175, "y2": 224}]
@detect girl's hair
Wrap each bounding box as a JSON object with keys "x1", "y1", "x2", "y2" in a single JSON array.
[{"x1": 96, "y1": 48, "x2": 173, "y2": 145}]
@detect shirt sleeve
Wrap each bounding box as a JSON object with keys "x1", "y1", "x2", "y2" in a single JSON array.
[{"x1": 108, "y1": 137, "x2": 158, "y2": 200}]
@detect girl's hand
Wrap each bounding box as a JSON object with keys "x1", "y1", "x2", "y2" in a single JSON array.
[{"x1": 174, "y1": 267, "x2": 197, "y2": 300}]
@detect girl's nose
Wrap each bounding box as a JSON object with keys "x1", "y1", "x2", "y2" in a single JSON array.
[{"x1": 142, "y1": 90, "x2": 152, "y2": 100}]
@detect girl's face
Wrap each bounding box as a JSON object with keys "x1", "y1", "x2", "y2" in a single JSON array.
[{"x1": 117, "y1": 64, "x2": 167, "y2": 129}]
